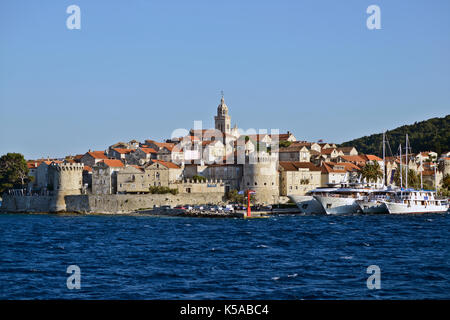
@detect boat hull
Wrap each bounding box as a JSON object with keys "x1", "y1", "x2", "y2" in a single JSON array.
[
  {"x1": 356, "y1": 200, "x2": 388, "y2": 214},
  {"x1": 314, "y1": 195, "x2": 361, "y2": 215},
  {"x1": 289, "y1": 195, "x2": 325, "y2": 214},
  {"x1": 384, "y1": 201, "x2": 449, "y2": 214}
]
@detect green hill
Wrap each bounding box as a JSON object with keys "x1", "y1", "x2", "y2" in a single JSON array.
[{"x1": 340, "y1": 115, "x2": 450, "y2": 156}]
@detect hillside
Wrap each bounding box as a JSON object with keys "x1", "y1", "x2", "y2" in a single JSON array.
[{"x1": 340, "y1": 115, "x2": 450, "y2": 156}]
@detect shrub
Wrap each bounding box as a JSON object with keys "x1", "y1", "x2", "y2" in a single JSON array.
[
  {"x1": 149, "y1": 186, "x2": 178, "y2": 195},
  {"x1": 192, "y1": 175, "x2": 206, "y2": 182}
]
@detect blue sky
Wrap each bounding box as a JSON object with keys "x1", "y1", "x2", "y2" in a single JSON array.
[{"x1": 1, "y1": 0, "x2": 449, "y2": 159}]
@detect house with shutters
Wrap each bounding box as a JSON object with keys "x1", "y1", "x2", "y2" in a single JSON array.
[
  {"x1": 279, "y1": 161, "x2": 321, "y2": 196},
  {"x1": 80, "y1": 151, "x2": 109, "y2": 167}
]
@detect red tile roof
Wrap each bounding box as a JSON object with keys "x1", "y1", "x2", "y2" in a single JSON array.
[
  {"x1": 83, "y1": 165, "x2": 92, "y2": 172},
  {"x1": 340, "y1": 155, "x2": 366, "y2": 163},
  {"x1": 100, "y1": 159, "x2": 124, "y2": 168},
  {"x1": 147, "y1": 140, "x2": 176, "y2": 152},
  {"x1": 27, "y1": 161, "x2": 41, "y2": 169},
  {"x1": 341, "y1": 155, "x2": 382, "y2": 163},
  {"x1": 279, "y1": 146, "x2": 307, "y2": 152},
  {"x1": 279, "y1": 161, "x2": 321, "y2": 171},
  {"x1": 321, "y1": 148, "x2": 337, "y2": 155},
  {"x1": 365, "y1": 154, "x2": 382, "y2": 161},
  {"x1": 321, "y1": 162, "x2": 361, "y2": 173},
  {"x1": 87, "y1": 151, "x2": 108, "y2": 159},
  {"x1": 289, "y1": 141, "x2": 313, "y2": 148},
  {"x1": 140, "y1": 147, "x2": 157, "y2": 154},
  {"x1": 151, "y1": 159, "x2": 181, "y2": 169},
  {"x1": 39, "y1": 160, "x2": 63, "y2": 166}
]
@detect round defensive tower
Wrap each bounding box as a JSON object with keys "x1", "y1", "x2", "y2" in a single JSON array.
[
  {"x1": 242, "y1": 154, "x2": 279, "y2": 205},
  {"x1": 48, "y1": 162, "x2": 84, "y2": 212}
]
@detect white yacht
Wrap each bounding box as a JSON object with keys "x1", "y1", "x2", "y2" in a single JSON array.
[
  {"x1": 313, "y1": 187, "x2": 373, "y2": 215},
  {"x1": 356, "y1": 189, "x2": 397, "y2": 214},
  {"x1": 289, "y1": 188, "x2": 338, "y2": 214},
  {"x1": 383, "y1": 189, "x2": 449, "y2": 214}
]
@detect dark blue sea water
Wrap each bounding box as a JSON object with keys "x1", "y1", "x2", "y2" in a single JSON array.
[{"x1": 0, "y1": 213, "x2": 449, "y2": 299}]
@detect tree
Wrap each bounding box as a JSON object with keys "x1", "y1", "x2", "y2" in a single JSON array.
[
  {"x1": 225, "y1": 189, "x2": 244, "y2": 204},
  {"x1": 0, "y1": 153, "x2": 32, "y2": 194},
  {"x1": 393, "y1": 168, "x2": 420, "y2": 189},
  {"x1": 442, "y1": 174, "x2": 450, "y2": 191},
  {"x1": 360, "y1": 161, "x2": 383, "y2": 184},
  {"x1": 148, "y1": 186, "x2": 178, "y2": 195},
  {"x1": 439, "y1": 174, "x2": 450, "y2": 197},
  {"x1": 279, "y1": 140, "x2": 292, "y2": 148},
  {"x1": 339, "y1": 115, "x2": 449, "y2": 155},
  {"x1": 192, "y1": 175, "x2": 206, "y2": 182}
]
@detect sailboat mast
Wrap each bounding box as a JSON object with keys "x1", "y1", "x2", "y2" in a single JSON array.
[
  {"x1": 382, "y1": 132, "x2": 386, "y2": 187},
  {"x1": 405, "y1": 134, "x2": 408, "y2": 190},
  {"x1": 420, "y1": 157, "x2": 423, "y2": 190},
  {"x1": 399, "y1": 143, "x2": 402, "y2": 189},
  {"x1": 434, "y1": 164, "x2": 437, "y2": 194}
]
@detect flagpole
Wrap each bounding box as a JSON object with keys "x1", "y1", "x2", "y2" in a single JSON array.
[{"x1": 247, "y1": 189, "x2": 251, "y2": 218}]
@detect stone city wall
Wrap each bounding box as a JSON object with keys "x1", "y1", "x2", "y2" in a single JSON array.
[
  {"x1": 0, "y1": 195, "x2": 54, "y2": 213},
  {"x1": 1, "y1": 193, "x2": 225, "y2": 214},
  {"x1": 65, "y1": 193, "x2": 225, "y2": 213}
]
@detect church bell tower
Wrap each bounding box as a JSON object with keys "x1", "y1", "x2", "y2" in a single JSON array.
[{"x1": 214, "y1": 93, "x2": 231, "y2": 135}]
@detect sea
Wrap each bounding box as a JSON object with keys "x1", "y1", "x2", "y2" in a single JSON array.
[{"x1": 0, "y1": 213, "x2": 449, "y2": 299}]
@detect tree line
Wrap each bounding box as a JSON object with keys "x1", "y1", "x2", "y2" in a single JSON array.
[{"x1": 340, "y1": 115, "x2": 449, "y2": 156}]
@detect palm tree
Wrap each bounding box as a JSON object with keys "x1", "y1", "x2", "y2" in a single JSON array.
[
  {"x1": 394, "y1": 167, "x2": 420, "y2": 189},
  {"x1": 360, "y1": 161, "x2": 383, "y2": 184}
]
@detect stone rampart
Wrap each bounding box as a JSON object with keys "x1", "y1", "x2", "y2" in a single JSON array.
[{"x1": 1, "y1": 193, "x2": 225, "y2": 214}]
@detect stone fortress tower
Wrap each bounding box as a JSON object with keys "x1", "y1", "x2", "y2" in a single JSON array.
[
  {"x1": 214, "y1": 94, "x2": 231, "y2": 135},
  {"x1": 48, "y1": 162, "x2": 84, "y2": 212},
  {"x1": 243, "y1": 154, "x2": 279, "y2": 205},
  {"x1": 211, "y1": 94, "x2": 281, "y2": 205}
]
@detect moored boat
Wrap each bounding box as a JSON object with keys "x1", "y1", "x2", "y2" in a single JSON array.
[
  {"x1": 289, "y1": 189, "x2": 335, "y2": 214},
  {"x1": 313, "y1": 187, "x2": 373, "y2": 215},
  {"x1": 356, "y1": 189, "x2": 398, "y2": 214},
  {"x1": 383, "y1": 189, "x2": 449, "y2": 214}
]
